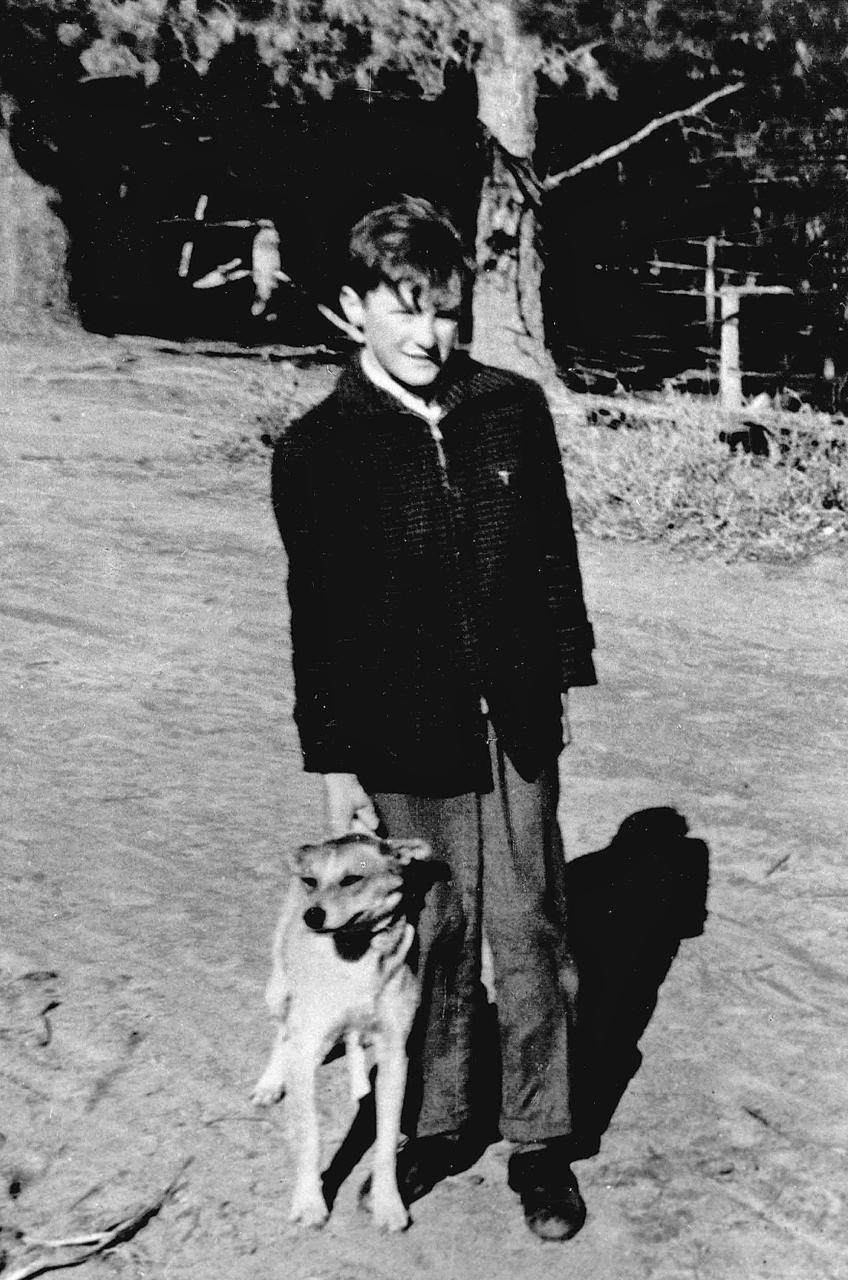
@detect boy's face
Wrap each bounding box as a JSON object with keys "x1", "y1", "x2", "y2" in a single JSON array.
[{"x1": 339, "y1": 279, "x2": 461, "y2": 393}]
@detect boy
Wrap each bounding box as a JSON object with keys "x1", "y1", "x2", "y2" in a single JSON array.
[{"x1": 271, "y1": 196, "x2": 596, "y2": 1241}]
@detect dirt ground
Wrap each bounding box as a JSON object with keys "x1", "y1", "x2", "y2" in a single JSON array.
[{"x1": 1, "y1": 333, "x2": 847, "y2": 1280}]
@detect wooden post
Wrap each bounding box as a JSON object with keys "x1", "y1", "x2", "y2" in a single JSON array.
[
  {"x1": 178, "y1": 193, "x2": 208, "y2": 279},
  {"x1": 720, "y1": 285, "x2": 742, "y2": 412},
  {"x1": 704, "y1": 234, "x2": 717, "y2": 333}
]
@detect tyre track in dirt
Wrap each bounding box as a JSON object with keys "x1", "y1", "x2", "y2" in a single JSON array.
[{"x1": 2, "y1": 339, "x2": 847, "y2": 1280}]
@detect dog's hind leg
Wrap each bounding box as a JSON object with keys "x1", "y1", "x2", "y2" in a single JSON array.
[
  {"x1": 251, "y1": 1025, "x2": 290, "y2": 1106},
  {"x1": 287, "y1": 1048, "x2": 329, "y2": 1227},
  {"x1": 370, "y1": 1024, "x2": 412, "y2": 1232}
]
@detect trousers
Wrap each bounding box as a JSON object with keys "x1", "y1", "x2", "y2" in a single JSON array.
[{"x1": 373, "y1": 735, "x2": 578, "y2": 1144}]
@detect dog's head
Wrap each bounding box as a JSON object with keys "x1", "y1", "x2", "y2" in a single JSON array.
[{"x1": 290, "y1": 832, "x2": 440, "y2": 936}]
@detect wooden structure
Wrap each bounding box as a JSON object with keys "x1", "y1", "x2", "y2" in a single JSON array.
[{"x1": 719, "y1": 283, "x2": 793, "y2": 412}]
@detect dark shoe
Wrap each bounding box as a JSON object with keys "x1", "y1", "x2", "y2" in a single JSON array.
[
  {"x1": 507, "y1": 1145, "x2": 587, "y2": 1242},
  {"x1": 359, "y1": 1131, "x2": 477, "y2": 1211}
]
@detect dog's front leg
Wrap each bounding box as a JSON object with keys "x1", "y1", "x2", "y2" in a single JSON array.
[
  {"x1": 371, "y1": 1026, "x2": 411, "y2": 1232},
  {"x1": 251, "y1": 1024, "x2": 289, "y2": 1107},
  {"x1": 287, "y1": 1052, "x2": 329, "y2": 1228}
]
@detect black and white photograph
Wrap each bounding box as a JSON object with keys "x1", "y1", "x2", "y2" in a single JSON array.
[{"x1": 1, "y1": 4, "x2": 846, "y2": 1278}]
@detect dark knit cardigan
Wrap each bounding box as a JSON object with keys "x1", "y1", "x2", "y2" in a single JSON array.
[{"x1": 271, "y1": 355, "x2": 596, "y2": 797}]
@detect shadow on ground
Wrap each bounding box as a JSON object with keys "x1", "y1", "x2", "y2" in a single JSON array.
[{"x1": 568, "y1": 806, "x2": 710, "y2": 1158}]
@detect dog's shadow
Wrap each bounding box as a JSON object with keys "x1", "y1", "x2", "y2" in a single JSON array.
[
  {"x1": 320, "y1": 1069, "x2": 378, "y2": 1210},
  {"x1": 565, "y1": 806, "x2": 710, "y2": 1157},
  {"x1": 320, "y1": 805, "x2": 709, "y2": 1200}
]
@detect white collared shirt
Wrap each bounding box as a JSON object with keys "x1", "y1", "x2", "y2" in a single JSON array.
[{"x1": 360, "y1": 349, "x2": 444, "y2": 428}]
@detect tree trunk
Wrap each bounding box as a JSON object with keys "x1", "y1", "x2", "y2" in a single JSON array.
[
  {"x1": 471, "y1": 3, "x2": 551, "y2": 378},
  {"x1": 0, "y1": 115, "x2": 74, "y2": 333}
]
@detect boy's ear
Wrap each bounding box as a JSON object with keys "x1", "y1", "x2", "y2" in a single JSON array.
[{"x1": 339, "y1": 285, "x2": 365, "y2": 333}]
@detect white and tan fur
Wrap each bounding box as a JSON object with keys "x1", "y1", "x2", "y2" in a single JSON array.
[{"x1": 251, "y1": 832, "x2": 434, "y2": 1231}]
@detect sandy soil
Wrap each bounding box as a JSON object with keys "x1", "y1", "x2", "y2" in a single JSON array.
[{"x1": 1, "y1": 333, "x2": 847, "y2": 1280}]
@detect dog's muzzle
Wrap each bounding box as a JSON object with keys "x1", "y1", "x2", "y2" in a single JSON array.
[
  {"x1": 301, "y1": 905, "x2": 401, "y2": 936},
  {"x1": 303, "y1": 906, "x2": 327, "y2": 932}
]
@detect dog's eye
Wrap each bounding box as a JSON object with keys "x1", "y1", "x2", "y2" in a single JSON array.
[
  {"x1": 339, "y1": 874, "x2": 364, "y2": 888},
  {"x1": 300, "y1": 876, "x2": 318, "y2": 890}
]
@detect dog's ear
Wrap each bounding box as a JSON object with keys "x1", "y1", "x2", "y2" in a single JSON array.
[
  {"x1": 288, "y1": 843, "x2": 321, "y2": 873},
  {"x1": 384, "y1": 837, "x2": 432, "y2": 865}
]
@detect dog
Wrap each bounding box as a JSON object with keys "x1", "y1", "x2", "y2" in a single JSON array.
[{"x1": 251, "y1": 831, "x2": 437, "y2": 1231}]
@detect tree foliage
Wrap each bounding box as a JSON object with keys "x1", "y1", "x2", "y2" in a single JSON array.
[
  {"x1": 4, "y1": 1, "x2": 848, "y2": 139},
  {"x1": 2, "y1": 1, "x2": 473, "y2": 100},
  {"x1": 4, "y1": 0, "x2": 848, "y2": 155},
  {"x1": 0, "y1": 3, "x2": 821, "y2": 88}
]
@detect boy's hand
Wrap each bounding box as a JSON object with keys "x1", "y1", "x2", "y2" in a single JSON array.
[{"x1": 322, "y1": 773, "x2": 379, "y2": 838}]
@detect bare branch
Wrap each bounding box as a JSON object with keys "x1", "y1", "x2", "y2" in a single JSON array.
[
  {"x1": 317, "y1": 303, "x2": 360, "y2": 342},
  {"x1": 542, "y1": 82, "x2": 744, "y2": 191}
]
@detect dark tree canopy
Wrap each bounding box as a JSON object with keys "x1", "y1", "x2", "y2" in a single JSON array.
[
  {"x1": 2, "y1": 1, "x2": 848, "y2": 365},
  {"x1": 4, "y1": 1, "x2": 846, "y2": 107}
]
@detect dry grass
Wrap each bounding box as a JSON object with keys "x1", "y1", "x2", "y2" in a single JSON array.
[{"x1": 556, "y1": 394, "x2": 848, "y2": 561}]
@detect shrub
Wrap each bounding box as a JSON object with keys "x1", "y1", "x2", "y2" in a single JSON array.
[{"x1": 557, "y1": 395, "x2": 847, "y2": 560}]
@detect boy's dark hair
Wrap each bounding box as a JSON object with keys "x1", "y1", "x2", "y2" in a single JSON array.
[{"x1": 346, "y1": 195, "x2": 473, "y2": 303}]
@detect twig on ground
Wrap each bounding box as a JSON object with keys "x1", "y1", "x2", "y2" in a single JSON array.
[
  {"x1": 201, "y1": 1111, "x2": 274, "y2": 1126},
  {"x1": 6, "y1": 1158, "x2": 193, "y2": 1280}
]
